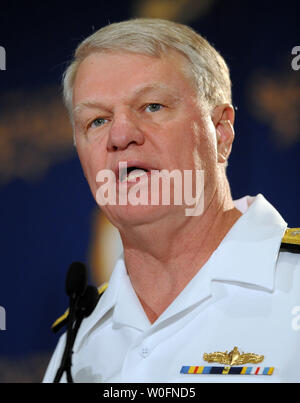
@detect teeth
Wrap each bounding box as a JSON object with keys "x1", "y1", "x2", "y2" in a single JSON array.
[{"x1": 122, "y1": 169, "x2": 148, "y2": 182}]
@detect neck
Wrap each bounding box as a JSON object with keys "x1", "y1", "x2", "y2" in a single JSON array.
[{"x1": 119, "y1": 177, "x2": 242, "y2": 323}]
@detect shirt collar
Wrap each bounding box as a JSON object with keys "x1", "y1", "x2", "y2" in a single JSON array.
[
  {"x1": 211, "y1": 193, "x2": 287, "y2": 291},
  {"x1": 112, "y1": 271, "x2": 152, "y2": 331}
]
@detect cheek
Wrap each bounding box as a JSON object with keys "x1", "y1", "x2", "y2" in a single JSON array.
[
  {"x1": 158, "y1": 120, "x2": 196, "y2": 162},
  {"x1": 76, "y1": 142, "x2": 107, "y2": 194},
  {"x1": 192, "y1": 120, "x2": 218, "y2": 169}
]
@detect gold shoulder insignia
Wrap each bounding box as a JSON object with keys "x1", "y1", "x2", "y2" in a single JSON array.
[
  {"x1": 97, "y1": 282, "x2": 109, "y2": 295},
  {"x1": 203, "y1": 346, "x2": 264, "y2": 366},
  {"x1": 280, "y1": 228, "x2": 300, "y2": 253},
  {"x1": 51, "y1": 282, "x2": 108, "y2": 333}
]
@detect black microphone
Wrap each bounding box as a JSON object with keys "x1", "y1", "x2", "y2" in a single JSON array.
[
  {"x1": 76, "y1": 285, "x2": 100, "y2": 319},
  {"x1": 70, "y1": 285, "x2": 100, "y2": 349},
  {"x1": 65, "y1": 261, "x2": 88, "y2": 298},
  {"x1": 54, "y1": 262, "x2": 88, "y2": 383}
]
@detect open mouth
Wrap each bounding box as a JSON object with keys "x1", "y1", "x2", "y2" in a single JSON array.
[{"x1": 119, "y1": 166, "x2": 150, "y2": 183}]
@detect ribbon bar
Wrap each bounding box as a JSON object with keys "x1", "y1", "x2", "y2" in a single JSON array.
[{"x1": 180, "y1": 366, "x2": 274, "y2": 375}]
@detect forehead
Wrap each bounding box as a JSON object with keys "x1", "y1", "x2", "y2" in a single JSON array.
[{"x1": 73, "y1": 50, "x2": 197, "y2": 106}]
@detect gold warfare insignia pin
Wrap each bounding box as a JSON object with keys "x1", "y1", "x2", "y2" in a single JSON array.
[
  {"x1": 180, "y1": 347, "x2": 275, "y2": 376},
  {"x1": 203, "y1": 346, "x2": 264, "y2": 366}
]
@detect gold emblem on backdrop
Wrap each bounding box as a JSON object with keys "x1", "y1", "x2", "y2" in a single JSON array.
[
  {"x1": 203, "y1": 346, "x2": 264, "y2": 366},
  {"x1": 132, "y1": 0, "x2": 216, "y2": 23}
]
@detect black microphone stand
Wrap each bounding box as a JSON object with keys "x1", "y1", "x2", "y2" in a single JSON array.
[
  {"x1": 53, "y1": 284, "x2": 100, "y2": 383},
  {"x1": 53, "y1": 292, "x2": 79, "y2": 383}
]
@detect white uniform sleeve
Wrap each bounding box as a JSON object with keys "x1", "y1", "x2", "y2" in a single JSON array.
[{"x1": 42, "y1": 333, "x2": 67, "y2": 383}]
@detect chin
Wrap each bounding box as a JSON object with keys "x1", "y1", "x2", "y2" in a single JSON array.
[{"x1": 101, "y1": 203, "x2": 181, "y2": 228}]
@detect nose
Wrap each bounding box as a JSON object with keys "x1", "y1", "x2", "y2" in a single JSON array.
[{"x1": 107, "y1": 109, "x2": 145, "y2": 152}]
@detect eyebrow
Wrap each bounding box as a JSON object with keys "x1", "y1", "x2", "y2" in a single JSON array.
[{"x1": 73, "y1": 83, "x2": 181, "y2": 115}]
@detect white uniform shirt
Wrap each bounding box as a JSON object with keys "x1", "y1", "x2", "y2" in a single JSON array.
[{"x1": 43, "y1": 194, "x2": 300, "y2": 383}]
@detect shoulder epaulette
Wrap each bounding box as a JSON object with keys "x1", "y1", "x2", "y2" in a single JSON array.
[
  {"x1": 280, "y1": 228, "x2": 300, "y2": 254},
  {"x1": 51, "y1": 282, "x2": 108, "y2": 333}
]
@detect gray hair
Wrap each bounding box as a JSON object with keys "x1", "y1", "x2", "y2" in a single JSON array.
[{"x1": 62, "y1": 18, "x2": 232, "y2": 127}]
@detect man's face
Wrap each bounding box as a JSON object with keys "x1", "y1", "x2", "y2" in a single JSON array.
[{"x1": 73, "y1": 51, "x2": 220, "y2": 228}]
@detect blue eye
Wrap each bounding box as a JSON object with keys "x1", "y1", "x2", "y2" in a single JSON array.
[
  {"x1": 145, "y1": 103, "x2": 163, "y2": 112},
  {"x1": 90, "y1": 117, "x2": 107, "y2": 128}
]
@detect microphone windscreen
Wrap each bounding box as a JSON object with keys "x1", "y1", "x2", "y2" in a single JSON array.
[
  {"x1": 65, "y1": 262, "x2": 88, "y2": 297},
  {"x1": 78, "y1": 285, "x2": 99, "y2": 317}
]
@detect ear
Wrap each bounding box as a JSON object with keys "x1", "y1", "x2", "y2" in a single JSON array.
[{"x1": 211, "y1": 104, "x2": 235, "y2": 164}]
